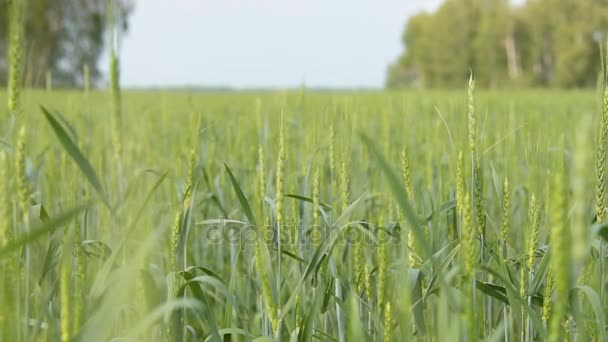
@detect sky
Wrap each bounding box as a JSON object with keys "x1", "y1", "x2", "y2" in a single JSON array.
[{"x1": 112, "y1": 0, "x2": 443, "y2": 89}]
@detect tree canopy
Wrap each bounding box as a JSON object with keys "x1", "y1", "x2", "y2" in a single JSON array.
[
  {"x1": 0, "y1": 0, "x2": 133, "y2": 88},
  {"x1": 387, "y1": 0, "x2": 608, "y2": 88}
]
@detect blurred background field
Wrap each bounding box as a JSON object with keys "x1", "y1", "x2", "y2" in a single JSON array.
[{"x1": 2, "y1": 1, "x2": 608, "y2": 342}]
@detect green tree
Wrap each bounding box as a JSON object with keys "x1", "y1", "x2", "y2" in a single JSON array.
[
  {"x1": 430, "y1": 0, "x2": 479, "y2": 87},
  {"x1": 473, "y1": 0, "x2": 511, "y2": 88},
  {"x1": 387, "y1": 12, "x2": 434, "y2": 88},
  {"x1": 389, "y1": 0, "x2": 608, "y2": 88},
  {"x1": 551, "y1": 0, "x2": 607, "y2": 87},
  {"x1": 521, "y1": 0, "x2": 608, "y2": 87},
  {"x1": 0, "y1": 0, "x2": 133, "y2": 88},
  {"x1": 388, "y1": 0, "x2": 478, "y2": 87},
  {"x1": 388, "y1": 0, "x2": 480, "y2": 88}
]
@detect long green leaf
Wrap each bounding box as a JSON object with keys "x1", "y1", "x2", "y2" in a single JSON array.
[
  {"x1": 574, "y1": 285, "x2": 607, "y2": 341},
  {"x1": 285, "y1": 193, "x2": 332, "y2": 210},
  {"x1": 37, "y1": 204, "x2": 60, "y2": 284},
  {"x1": 131, "y1": 171, "x2": 168, "y2": 227},
  {"x1": 280, "y1": 219, "x2": 367, "y2": 321},
  {"x1": 224, "y1": 163, "x2": 257, "y2": 227},
  {"x1": 298, "y1": 280, "x2": 325, "y2": 342},
  {"x1": 40, "y1": 106, "x2": 110, "y2": 209},
  {"x1": 176, "y1": 271, "x2": 221, "y2": 342},
  {"x1": 360, "y1": 133, "x2": 430, "y2": 260},
  {"x1": 127, "y1": 299, "x2": 202, "y2": 340},
  {"x1": 0, "y1": 204, "x2": 88, "y2": 259},
  {"x1": 409, "y1": 269, "x2": 426, "y2": 335}
]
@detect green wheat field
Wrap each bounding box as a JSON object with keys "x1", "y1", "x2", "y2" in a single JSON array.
[{"x1": 0, "y1": 86, "x2": 608, "y2": 341}]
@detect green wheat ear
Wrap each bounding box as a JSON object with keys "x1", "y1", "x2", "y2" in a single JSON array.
[
  {"x1": 364, "y1": 262, "x2": 373, "y2": 303},
  {"x1": 595, "y1": 88, "x2": 608, "y2": 223},
  {"x1": 407, "y1": 226, "x2": 418, "y2": 268},
  {"x1": 467, "y1": 74, "x2": 477, "y2": 153},
  {"x1": 462, "y1": 194, "x2": 476, "y2": 339},
  {"x1": 500, "y1": 177, "x2": 510, "y2": 245},
  {"x1": 7, "y1": 0, "x2": 23, "y2": 114},
  {"x1": 542, "y1": 270, "x2": 554, "y2": 325},
  {"x1": 401, "y1": 147, "x2": 418, "y2": 266},
  {"x1": 461, "y1": 192, "x2": 476, "y2": 277},
  {"x1": 401, "y1": 147, "x2": 413, "y2": 201},
  {"x1": 353, "y1": 237, "x2": 363, "y2": 294},
  {"x1": 185, "y1": 148, "x2": 198, "y2": 200},
  {"x1": 169, "y1": 204, "x2": 182, "y2": 271},
  {"x1": 339, "y1": 160, "x2": 350, "y2": 214},
  {"x1": 311, "y1": 166, "x2": 320, "y2": 249},
  {"x1": 16, "y1": 126, "x2": 30, "y2": 226},
  {"x1": 456, "y1": 151, "x2": 466, "y2": 217},
  {"x1": 526, "y1": 193, "x2": 540, "y2": 273},
  {"x1": 258, "y1": 145, "x2": 266, "y2": 217},
  {"x1": 383, "y1": 301, "x2": 392, "y2": 342},
  {"x1": 521, "y1": 193, "x2": 541, "y2": 300},
  {"x1": 449, "y1": 151, "x2": 466, "y2": 240}
]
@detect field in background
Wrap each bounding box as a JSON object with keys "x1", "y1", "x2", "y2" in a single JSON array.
[{"x1": 0, "y1": 88, "x2": 606, "y2": 341}]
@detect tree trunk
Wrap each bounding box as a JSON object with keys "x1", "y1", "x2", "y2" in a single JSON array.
[{"x1": 504, "y1": 34, "x2": 521, "y2": 80}]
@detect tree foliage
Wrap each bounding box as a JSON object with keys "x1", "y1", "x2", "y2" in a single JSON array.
[
  {"x1": 388, "y1": 0, "x2": 608, "y2": 88},
  {"x1": 0, "y1": 0, "x2": 133, "y2": 88}
]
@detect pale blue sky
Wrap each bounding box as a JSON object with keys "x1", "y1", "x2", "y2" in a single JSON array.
[{"x1": 112, "y1": 0, "x2": 443, "y2": 89}]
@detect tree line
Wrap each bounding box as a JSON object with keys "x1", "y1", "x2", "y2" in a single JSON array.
[
  {"x1": 387, "y1": 0, "x2": 608, "y2": 88},
  {"x1": 0, "y1": 0, "x2": 133, "y2": 88}
]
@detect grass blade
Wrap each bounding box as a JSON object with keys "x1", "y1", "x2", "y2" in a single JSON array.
[
  {"x1": 224, "y1": 163, "x2": 257, "y2": 227},
  {"x1": 40, "y1": 106, "x2": 111, "y2": 209},
  {"x1": 360, "y1": 132, "x2": 430, "y2": 260},
  {"x1": 0, "y1": 203, "x2": 88, "y2": 259}
]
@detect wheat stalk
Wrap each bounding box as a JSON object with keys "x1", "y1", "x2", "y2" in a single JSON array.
[
  {"x1": 0, "y1": 152, "x2": 9, "y2": 248},
  {"x1": 377, "y1": 214, "x2": 388, "y2": 314},
  {"x1": 60, "y1": 258, "x2": 71, "y2": 342},
  {"x1": 7, "y1": 0, "x2": 24, "y2": 114},
  {"x1": 548, "y1": 158, "x2": 569, "y2": 342},
  {"x1": 572, "y1": 117, "x2": 592, "y2": 268}
]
